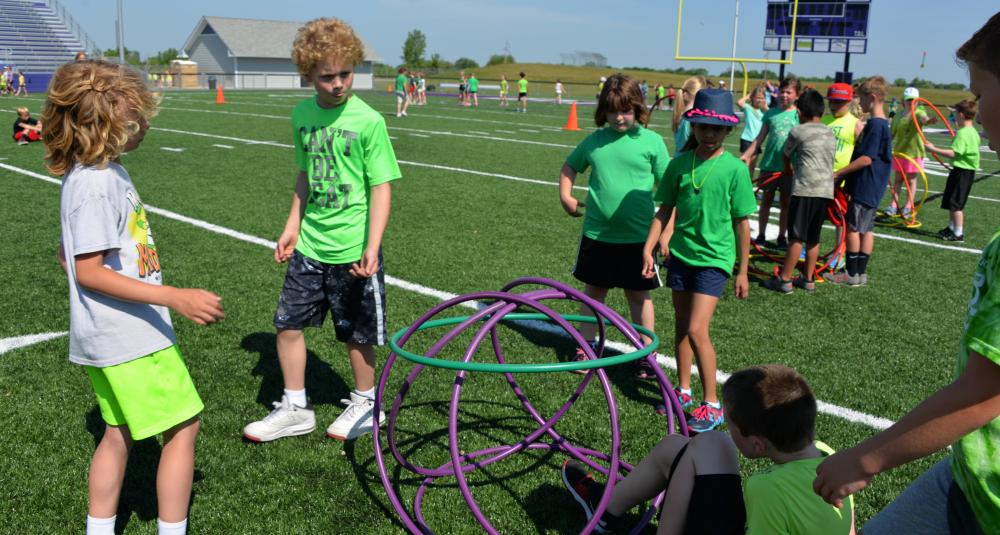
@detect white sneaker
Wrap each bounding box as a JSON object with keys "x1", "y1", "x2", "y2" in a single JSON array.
[
  {"x1": 243, "y1": 396, "x2": 315, "y2": 442},
  {"x1": 326, "y1": 392, "x2": 386, "y2": 441},
  {"x1": 395, "y1": 113, "x2": 401, "y2": 118},
  {"x1": 401, "y1": 111, "x2": 408, "y2": 117}
]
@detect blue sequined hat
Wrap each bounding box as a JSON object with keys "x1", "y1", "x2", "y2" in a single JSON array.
[{"x1": 683, "y1": 88, "x2": 740, "y2": 126}]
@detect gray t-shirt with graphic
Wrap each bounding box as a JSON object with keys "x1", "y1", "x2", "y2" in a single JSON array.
[
  {"x1": 60, "y1": 162, "x2": 175, "y2": 367},
  {"x1": 783, "y1": 122, "x2": 836, "y2": 199}
]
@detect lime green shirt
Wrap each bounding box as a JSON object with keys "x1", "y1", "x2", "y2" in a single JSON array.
[
  {"x1": 745, "y1": 442, "x2": 854, "y2": 535},
  {"x1": 759, "y1": 108, "x2": 800, "y2": 172},
  {"x1": 655, "y1": 151, "x2": 757, "y2": 273},
  {"x1": 821, "y1": 113, "x2": 859, "y2": 172},
  {"x1": 468, "y1": 77, "x2": 479, "y2": 92},
  {"x1": 500, "y1": 79, "x2": 508, "y2": 92},
  {"x1": 566, "y1": 126, "x2": 670, "y2": 243},
  {"x1": 657, "y1": 86, "x2": 666, "y2": 99},
  {"x1": 394, "y1": 73, "x2": 406, "y2": 92},
  {"x1": 951, "y1": 125, "x2": 981, "y2": 170},
  {"x1": 292, "y1": 95, "x2": 401, "y2": 264},
  {"x1": 952, "y1": 229, "x2": 1000, "y2": 531},
  {"x1": 518, "y1": 78, "x2": 528, "y2": 93},
  {"x1": 891, "y1": 106, "x2": 930, "y2": 158}
]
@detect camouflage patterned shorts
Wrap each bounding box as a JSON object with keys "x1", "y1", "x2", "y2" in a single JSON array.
[{"x1": 273, "y1": 250, "x2": 387, "y2": 345}]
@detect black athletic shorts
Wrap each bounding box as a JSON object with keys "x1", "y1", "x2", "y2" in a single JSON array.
[
  {"x1": 787, "y1": 196, "x2": 829, "y2": 245},
  {"x1": 573, "y1": 236, "x2": 661, "y2": 291},
  {"x1": 518, "y1": 92, "x2": 527, "y2": 99},
  {"x1": 273, "y1": 250, "x2": 388, "y2": 345},
  {"x1": 666, "y1": 444, "x2": 746, "y2": 535},
  {"x1": 941, "y1": 167, "x2": 976, "y2": 211},
  {"x1": 758, "y1": 170, "x2": 791, "y2": 193}
]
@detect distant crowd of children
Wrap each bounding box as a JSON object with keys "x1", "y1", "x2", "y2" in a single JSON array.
[{"x1": 31, "y1": 9, "x2": 1000, "y2": 535}]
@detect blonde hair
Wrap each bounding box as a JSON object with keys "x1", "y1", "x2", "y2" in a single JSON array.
[
  {"x1": 857, "y1": 75, "x2": 887, "y2": 99},
  {"x1": 291, "y1": 18, "x2": 365, "y2": 78},
  {"x1": 16, "y1": 106, "x2": 29, "y2": 115},
  {"x1": 42, "y1": 60, "x2": 157, "y2": 176},
  {"x1": 673, "y1": 75, "x2": 706, "y2": 132}
]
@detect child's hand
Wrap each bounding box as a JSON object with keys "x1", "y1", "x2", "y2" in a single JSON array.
[
  {"x1": 734, "y1": 273, "x2": 749, "y2": 299},
  {"x1": 349, "y1": 247, "x2": 379, "y2": 278},
  {"x1": 561, "y1": 196, "x2": 584, "y2": 217},
  {"x1": 813, "y1": 448, "x2": 874, "y2": 509},
  {"x1": 168, "y1": 288, "x2": 225, "y2": 325},
  {"x1": 274, "y1": 229, "x2": 298, "y2": 263},
  {"x1": 924, "y1": 141, "x2": 936, "y2": 151},
  {"x1": 641, "y1": 252, "x2": 657, "y2": 279}
]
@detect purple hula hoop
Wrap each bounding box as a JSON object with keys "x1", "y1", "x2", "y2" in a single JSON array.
[{"x1": 373, "y1": 278, "x2": 688, "y2": 534}]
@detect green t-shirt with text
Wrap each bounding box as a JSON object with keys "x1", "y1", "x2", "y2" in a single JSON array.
[
  {"x1": 759, "y1": 108, "x2": 800, "y2": 172},
  {"x1": 395, "y1": 74, "x2": 406, "y2": 92},
  {"x1": 951, "y1": 125, "x2": 981, "y2": 171},
  {"x1": 565, "y1": 126, "x2": 670, "y2": 243},
  {"x1": 891, "y1": 106, "x2": 930, "y2": 158},
  {"x1": 745, "y1": 442, "x2": 854, "y2": 535},
  {"x1": 468, "y1": 77, "x2": 479, "y2": 92},
  {"x1": 518, "y1": 78, "x2": 528, "y2": 93},
  {"x1": 952, "y1": 228, "x2": 1000, "y2": 531},
  {"x1": 655, "y1": 151, "x2": 757, "y2": 273},
  {"x1": 292, "y1": 95, "x2": 402, "y2": 264}
]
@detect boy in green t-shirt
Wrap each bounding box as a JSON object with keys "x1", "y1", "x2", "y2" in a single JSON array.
[
  {"x1": 814, "y1": 16, "x2": 1000, "y2": 533},
  {"x1": 394, "y1": 67, "x2": 409, "y2": 118},
  {"x1": 467, "y1": 73, "x2": 479, "y2": 107},
  {"x1": 925, "y1": 99, "x2": 981, "y2": 242},
  {"x1": 562, "y1": 365, "x2": 853, "y2": 534},
  {"x1": 243, "y1": 17, "x2": 402, "y2": 443},
  {"x1": 517, "y1": 72, "x2": 528, "y2": 113}
]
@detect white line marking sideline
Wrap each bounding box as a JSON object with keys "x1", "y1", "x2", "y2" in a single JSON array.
[
  {"x1": 0, "y1": 160, "x2": 895, "y2": 430},
  {"x1": 0, "y1": 331, "x2": 68, "y2": 354},
  {"x1": 212, "y1": 144, "x2": 234, "y2": 149},
  {"x1": 160, "y1": 147, "x2": 185, "y2": 152}
]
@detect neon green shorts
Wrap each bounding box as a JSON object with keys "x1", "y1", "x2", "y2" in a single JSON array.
[{"x1": 85, "y1": 345, "x2": 203, "y2": 440}]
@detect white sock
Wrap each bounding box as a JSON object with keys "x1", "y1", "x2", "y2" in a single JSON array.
[
  {"x1": 355, "y1": 387, "x2": 375, "y2": 400},
  {"x1": 706, "y1": 400, "x2": 722, "y2": 409},
  {"x1": 954, "y1": 225, "x2": 963, "y2": 236},
  {"x1": 86, "y1": 515, "x2": 116, "y2": 535},
  {"x1": 679, "y1": 388, "x2": 692, "y2": 396},
  {"x1": 284, "y1": 388, "x2": 307, "y2": 408},
  {"x1": 158, "y1": 518, "x2": 187, "y2": 535}
]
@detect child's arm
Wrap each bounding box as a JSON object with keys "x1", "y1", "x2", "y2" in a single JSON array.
[
  {"x1": 73, "y1": 251, "x2": 224, "y2": 325},
  {"x1": 924, "y1": 142, "x2": 955, "y2": 159},
  {"x1": 814, "y1": 351, "x2": 1000, "y2": 508},
  {"x1": 275, "y1": 171, "x2": 308, "y2": 263},
  {"x1": 833, "y1": 155, "x2": 871, "y2": 180},
  {"x1": 642, "y1": 205, "x2": 673, "y2": 279},
  {"x1": 737, "y1": 94, "x2": 749, "y2": 108},
  {"x1": 740, "y1": 123, "x2": 770, "y2": 165},
  {"x1": 658, "y1": 210, "x2": 675, "y2": 259},
  {"x1": 733, "y1": 217, "x2": 750, "y2": 299},
  {"x1": 57, "y1": 244, "x2": 67, "y2": 273},
  {"x1": 349, "y1": 182, "x2": 391, "y2": 278},
  {"x1": 559, "y1": 164, "x2": 584, "y2": 217}
]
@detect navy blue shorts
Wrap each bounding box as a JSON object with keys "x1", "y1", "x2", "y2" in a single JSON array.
[{"x1": 666, "y1": 256, "x2": 729, "y2": 298}]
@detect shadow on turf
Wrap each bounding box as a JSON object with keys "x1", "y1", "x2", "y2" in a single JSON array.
[
  {"x1": 241, "y1": 332, "x2": 350, "y2": 410},
  {"x1": 85, "y1": 408, "x2": 205, "y2": 534}
]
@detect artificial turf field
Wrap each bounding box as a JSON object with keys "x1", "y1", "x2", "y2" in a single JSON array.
[{"x1": 1, "y1": 88, "x2": 998, "y2": 533}]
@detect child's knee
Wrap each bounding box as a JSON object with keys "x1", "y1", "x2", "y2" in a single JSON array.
[
  {"x1": 688, "y1": 431, "x2": 739, "y2": 473},
  {"x1": 164, "y1": 417, "x2": 200, "y2": 442},
  {"x1": 102, "y1": 424, "x2": 134, "y2": 450}
]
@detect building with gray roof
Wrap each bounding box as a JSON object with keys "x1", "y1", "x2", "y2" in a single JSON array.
[{"x1": 181, "y1": 16, "x2": 381, "y2": 89}]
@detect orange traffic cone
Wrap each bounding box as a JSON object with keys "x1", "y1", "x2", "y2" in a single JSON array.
[
  {"x1": 215, "y1": 84, "x2": 225, "y2": 105},
  {"x1": 563, "y1": 101, "x2": 581, "y2": 131}
]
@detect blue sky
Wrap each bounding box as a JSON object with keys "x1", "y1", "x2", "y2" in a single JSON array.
[{"x1": 57, "y1": 0, "x2": 993, "y2": 84}]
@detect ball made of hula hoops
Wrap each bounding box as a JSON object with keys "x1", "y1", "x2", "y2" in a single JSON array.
[{"x1": 373, "y1": 277, "x2": 688, "y2": 534}]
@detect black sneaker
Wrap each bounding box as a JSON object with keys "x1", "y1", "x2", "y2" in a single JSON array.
[
  {"x1": 942, "y1": 232, "x2": 965, "y2": 242},
  {"x1": 753, "y1": 235, "x2": 768, "y2": 247},
  {"x1": 937, "y1": 227, "x2": 953, "y2": 239},
  {"x1": 775, "y1": 236, "x2": 788, "y2": 250},
  {"x1": 561, "y1": 460, "x2": 610, "y2": 533}
]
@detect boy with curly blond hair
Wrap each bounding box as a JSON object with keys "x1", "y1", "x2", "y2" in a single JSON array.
[{"x1": 243, "y1": 18, "x2": 402, "y2": 443}]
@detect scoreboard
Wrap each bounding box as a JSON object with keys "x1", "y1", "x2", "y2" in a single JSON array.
[{"x1": 764, "y1": 0, "x2": 871, "y2": 54}]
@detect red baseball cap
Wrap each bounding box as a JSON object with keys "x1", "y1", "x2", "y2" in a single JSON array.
[{"x1": 827, "y1": 83, "x2": 853, "y2": 101}]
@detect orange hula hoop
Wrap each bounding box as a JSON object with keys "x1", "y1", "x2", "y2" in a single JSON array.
[{"x1": 910, "y1": 96, "x2": 955, "y2": 170}]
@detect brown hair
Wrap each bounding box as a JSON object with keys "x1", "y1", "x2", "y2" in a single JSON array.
[
  {"x1": 594, "y1": 73, "x2": 649, "y2": 127},
  {"x1": 856, "y1": 75, "x2": 888, "y2": 99},
  {"x1": 957, "y1": 11, "x2": 1000, "y2": 79},
  {"x1": 954, "y1": 99, "x2": 979, "y2": 120},
  {"x1": 722, "y1": 365, "x2": 817, "y2": 453},
  {"x1": 41, "y1": 60, "x2": 157, "y2": 176},
  {"x1": 778, "y1": 76, "x2": 801, "y2": 94},
  {"x1": 291, "y1": 18, "x2": 366, "y2": 78}
]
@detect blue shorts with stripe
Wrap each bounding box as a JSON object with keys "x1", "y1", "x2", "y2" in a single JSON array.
[{"x1": 274, "y1": 250, "x2": 388, "y2": 345}]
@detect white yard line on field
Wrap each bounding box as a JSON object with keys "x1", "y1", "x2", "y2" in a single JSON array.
[
  {"x1": 212, "y1": 144, "x2": 234, "y2": 149},
  {"x1": 0, "y1": 331, "x2": 68, "y2": 354},
  {"x1": 0, "y1": 159, "x2": 895, "y2": 430},
  {"x1": 160, "y1": 147, "x2": 185, "y2": 152}
]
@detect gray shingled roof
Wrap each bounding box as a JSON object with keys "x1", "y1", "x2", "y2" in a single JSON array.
[{"x1": 182, "y1": 16, "x2": 382, "y2": 62}]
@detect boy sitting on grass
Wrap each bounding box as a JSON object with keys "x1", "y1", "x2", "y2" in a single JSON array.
[
  {"x1": 13, "y1": 106, "x2": 42, "y2": 145},
  {"x1": 763, "y1": 88, "x2": 837, "y2": 293},
  {"x1": 562, "y1": 365, "x2": 854, "y2": 534}
]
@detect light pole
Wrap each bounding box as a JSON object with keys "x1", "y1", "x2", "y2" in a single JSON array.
[
  {"x1": 728, "y1": 0, "x2": 741, "y2": 93},
  {"x1": 116, "y1": 0, "x2": 125, "y2": 64}
]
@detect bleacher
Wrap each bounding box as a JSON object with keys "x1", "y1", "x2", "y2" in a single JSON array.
[{"x1": 0, "y1": 0, "x2": 94, "y2": 91}]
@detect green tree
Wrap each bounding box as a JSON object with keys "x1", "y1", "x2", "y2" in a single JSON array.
[
  {"x1": 486, "y1": 54, "x2": 515, "y2": 66},
  {"x1": 454, "y1": 57, "x2": 479, "y2": 70},
  {"x1": 402, "y1": 29, "x2": 427, "y2": 67},
  {"x1": 429, "y1": 53, "x2": 442, "y2": 70},
  {"x1": 893, "y1": 78, "x2": 908, "y2": 87},
  {"x1": 103, "y1": 47, "x2": 141, "y2": 65},
  {"x1": 147, "y1": 48, "x2": 179, "y2": 67}
]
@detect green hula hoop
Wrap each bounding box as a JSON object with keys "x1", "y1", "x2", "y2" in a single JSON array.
[{"x1": 389, "y1": 312, "x2": 659, "y2": 373}]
